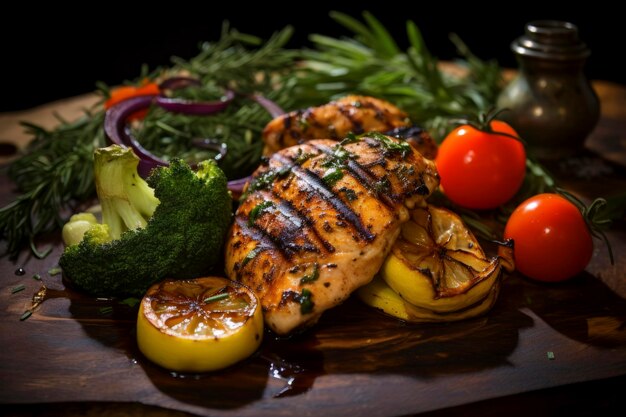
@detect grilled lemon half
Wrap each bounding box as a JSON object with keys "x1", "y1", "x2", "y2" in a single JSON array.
[{"x1": 137, "y1": 276, "x2": 263, "y2": 372}]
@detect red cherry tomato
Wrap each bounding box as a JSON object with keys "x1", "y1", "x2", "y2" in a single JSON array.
[
  {"x1": 435, "y1": 120, "x2": 526, "y2": 209},
  {"x1": 504, "y1": 193, "x2": 593, "y2": 282}
]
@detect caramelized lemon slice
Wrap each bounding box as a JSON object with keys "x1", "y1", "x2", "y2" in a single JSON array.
[
  {"x1": 137, "y1": 277, "x2": 263, "y2": 372},
  {"x1": 381, "y1": 205, "x2": 513, "y2": 314},
  {"x1": 358, "y1": 275, "x2": 500, "y2": 322}
]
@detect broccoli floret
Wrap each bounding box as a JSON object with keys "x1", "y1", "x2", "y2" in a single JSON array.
[{"x1": 59, "y1": 145, "x2": 232, "y2": 297}]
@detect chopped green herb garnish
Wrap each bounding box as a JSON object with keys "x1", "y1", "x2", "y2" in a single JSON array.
[
  {"x1": 248, "y1": 201, "x2": 274, "y2": 226},
  {"x1": 340, "y1": 132, "x2": 360, "y2": 145},
  {"x1": 20, "y1": 310, "x2": 33, "y2": 321},
  {"x1": 365, "y1": 132, "x2": 411, "y2": 157},
  {"x1": 340, "y1": 187, "x2": 358, "y2": 201},
  {"x1": 245, "y1": 166, "x2": 291, "y2": 198},
  {"x1": 374, "y1": 176, "x2": 391, "y2": 194},
  {"x1": 47, "y1": 267, "x2": 62, "y2": 276},
  {"x1": 11, "y1": 284, "x2": 26, "y2": 294},
  {"x1": 300, "y1": 263, "x2": 320, "y2": 284},
  {"x1": 99, "y1": 306, "x2": 114, "y2": 315},
  {"x1": 32, "y1": 274, "x2": 42, "y2": 281},
  {"x1": 242, "y1": 246, "x2": 263, "y2": 267},
  {"x1": 247, "y1": 171, "x2": 277, "y2": 194},
  {"x1": 547, "y1": 351, "x2": 555, "y2": 360},
  {"x1": 204, "y1": 293, "x2": 230, "y2": 303},
  {"x1": 322, "y1": 167, "x2": 344, "y2": 187},
  {"x1": 298, "y1": 289, "x2": 314, "y2": 314},
  {"x1": 322, "y1": 145, "x2": 356, "y2": 167},
  {"x1": 393, "y1": 165, "x2": 415, "y2": 184},
  {"x1": 294, "y1": 148, "x2": 316, "y2": 165}
]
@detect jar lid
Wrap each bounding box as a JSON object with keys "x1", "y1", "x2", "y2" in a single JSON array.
[{"x1": 512, "y1": 20, "x2": 590, "y2": 60}]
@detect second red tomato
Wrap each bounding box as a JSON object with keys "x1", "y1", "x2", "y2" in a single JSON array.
[{"x1": 435, "y1": 120, "x2": 526, "y2": 210}]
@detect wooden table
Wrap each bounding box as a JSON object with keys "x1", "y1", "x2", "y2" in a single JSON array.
[{"x1": 1, "y1": 82, "x2": 625, "y2": 417}]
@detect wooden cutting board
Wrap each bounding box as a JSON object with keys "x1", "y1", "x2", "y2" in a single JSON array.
[{"x1": 1, "y1": 82, "x2": 626, "y2": 417}]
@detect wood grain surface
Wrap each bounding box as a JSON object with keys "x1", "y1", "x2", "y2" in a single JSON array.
[{"x1": 1, "y1": 82, "x2": 625, "y2": 417}]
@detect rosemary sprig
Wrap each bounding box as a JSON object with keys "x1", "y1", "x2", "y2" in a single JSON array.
[
  {"x1": 173, "y1": 23, "x2": 296, "y2": 93},
  {"x1": 204, "y1": 292, "x2": 229, "y2": 304},
  {"x1": 1, "y1": 110, "x2": 105, "y2": 259},
  {"x1": 293, "y1": 11, "x2": 504, "y2": 141}
]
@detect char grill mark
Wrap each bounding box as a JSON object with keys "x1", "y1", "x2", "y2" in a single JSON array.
[
  {"x1": 309, "y1": 142, "x2": 396, "y2": 208},
  {"x1": 273, "y1": 153, "x2": 376, "y2": 242},
  {"x1": 273, "y1": 196, "x2": 336, "y2": 254},
  {"x1": 336, "y1": 103, "x2": 364, "y2": 134},
  {"x1": 235, "y1": 213, "x2": 317, "y2": 260}
]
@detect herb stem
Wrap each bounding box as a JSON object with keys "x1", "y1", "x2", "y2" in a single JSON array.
[{"x1": 204, "y1": 292, "x2": 230, "y2": 303}]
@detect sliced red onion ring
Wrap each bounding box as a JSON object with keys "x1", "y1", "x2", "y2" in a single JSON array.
[
  {"x1": 249, "y1": 94, "x2": 285, "y2": 118},
  {"x1": 159, "y1": 77, "x2": 284, "y2": 118},
  {"x1": 158, "y1": 77, "x2": 202, "y2": 91},
  {"x1": 104, "y1": 95, "x2": 244, "y2": 195},
  {"x1": 103, "y1": 95, "x2": 167, "y2": 177},
  {"x1": 155, "y1": 89, "x2": 235, "y2": 115},
  {"x1": 103, "y1": 79, "x2": 281, "y2": 198}
]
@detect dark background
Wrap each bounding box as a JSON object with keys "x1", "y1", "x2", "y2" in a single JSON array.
[{"x1": 2, "y1": 3, "x2": 621, "y2": 112}]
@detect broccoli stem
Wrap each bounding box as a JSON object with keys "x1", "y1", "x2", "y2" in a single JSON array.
[{"x1": 93, "y1": 146, "x2": 160, "y2": 240}]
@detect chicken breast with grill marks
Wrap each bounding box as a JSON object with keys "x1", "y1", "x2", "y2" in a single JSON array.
[
  {"x1": 225, "y1": 134, "x2": 439, "y2": 335},
  {"x1": 262, "y1": 95, "x2": 438, "y2": 159}
]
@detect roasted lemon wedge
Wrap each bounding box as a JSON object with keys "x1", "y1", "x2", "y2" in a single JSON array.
[
  {"x1": 137, "y1": 277, "x2": 263, "y2": 372},
  {"x1": 359, "y1": 204, "x2": 513, "y2": 321},
  {"x1": 357, "y1": 275, "x2": 500, "y2": 322}
]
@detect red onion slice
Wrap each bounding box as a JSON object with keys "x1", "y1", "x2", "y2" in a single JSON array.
[
  {"x1": 155, "y1": 90, "x2": 235, "y2": 115},
  {"x1": 249, "y1": 94, "x2": 285, "y2": 118},
  {"x1": 158, "y1": 77, "x2": 202, "y2": 91},
  {"x1": 104, "y1": 95, "x2": 246, "y2": 195},
  {"x1": 103, "y1": 80, "x2": 281, "y2": 198},
  {"x1": 103, "y1": 95, "x2": 168, "y2": 177},
  {"x1": 227, "y1": 176, "x2": 252, "y2": 200}
]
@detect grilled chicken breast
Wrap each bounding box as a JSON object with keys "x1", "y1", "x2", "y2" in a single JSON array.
[
  {"x1": 262, "y1": 95, "x2": 438, "y2": 159},
  {"x1": 225, "y1": 134, "x2": 439, "y2": 335}
]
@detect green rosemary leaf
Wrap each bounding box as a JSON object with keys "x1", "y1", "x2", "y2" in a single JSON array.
[
  {"x1": 20, "y1": 310, "x2": 33, "y2": 321},
  {"x1": 99, "y1": 306, "x2": 114, "y2": 315},
  {"x1": 329, "y1": 11, "x2": 377, "y2": 45},
  {"x1": 11, "y1": 284, "x2": 26, "y2": 294},
  {"x1": 362, "y1": 11, "x2": 401, "y2": 58},
  {"x1": 204, "y1": 293, "x2": 230, "y2": 303},
  {"x1": 47, "y1": 267, "x2": 62, "y2": 276},
  {"x1": 308, "y1": 34, "x2": 372, "y2": 60}
]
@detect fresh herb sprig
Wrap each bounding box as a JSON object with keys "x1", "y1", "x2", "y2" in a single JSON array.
[
  {"x1": 293, "y1": 11, "x2": 503, "y2": 141},
  {"x1": 135, "y1": 24, "x2": 298, "y2": 179},
  {"x1": 1, "y1": 110, "x2": 105, "y2": 258}
]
